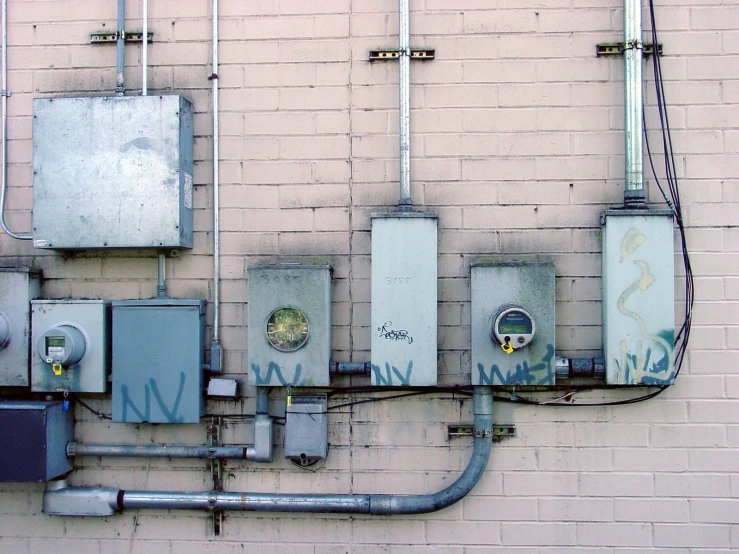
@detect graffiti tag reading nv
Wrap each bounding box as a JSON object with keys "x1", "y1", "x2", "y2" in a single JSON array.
[{"x1": 378, "y1": 321, "x2": 413, "y2": 344}]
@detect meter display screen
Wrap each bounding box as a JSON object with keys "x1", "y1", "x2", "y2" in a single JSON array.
[
  {"x1": 497, "y1": 311, "x2": 533, "y2": 335},
  {"x1": 267, "y1": 308, "x2": 309, "y2": 352},
  {"x1": 45, "y1": 336, "x2": 66, "y2": 355}
]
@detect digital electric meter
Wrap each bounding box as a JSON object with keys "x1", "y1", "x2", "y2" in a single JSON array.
[
  {"x1": 492, "y1": 306, "x2": 536, "y2": 353},
  {"x1": 36, "y1": 325, "x2": 87, "y2": 375}
]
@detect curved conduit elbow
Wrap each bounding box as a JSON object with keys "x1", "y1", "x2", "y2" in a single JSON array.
[{"x1": 44, "y1": 387, "x2": 493, "y2": 517}]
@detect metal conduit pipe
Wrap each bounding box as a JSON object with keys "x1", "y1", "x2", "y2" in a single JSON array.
[
  {"x1": 210, "y1": 0, "x2": 223, "y2": 371},
  {"x1": 623, "y1": 0, "x2": 645, "y2": 206},
  {"x1": 330, "y1": 361, "x2": 371, "y2": 375},
  {"x1": 0, "y1": 0, "x2": 31, "y2": 240},
  {"x1": 397, "y1": 0, "x2": 412, "y2": 211},
  {"x1": 156, "y1": 253, "x2": 167, "y2": 297},
  {"x1": 142, "y1": 0, "x2": 148, "y2": 95},
  {"x1": 67, "y1": 443, "x2": 249, "y2": 460},
  {"x1": 44, "y1": 387, "x2": 493, "y2": 517},
  {"x1": 115, "y1": 0, "x2": 125, "y2": 95}
]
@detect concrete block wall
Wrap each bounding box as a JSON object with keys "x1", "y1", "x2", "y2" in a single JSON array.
[{"x1": 0, "y1": 0, "x2": 737, "y2": 550}]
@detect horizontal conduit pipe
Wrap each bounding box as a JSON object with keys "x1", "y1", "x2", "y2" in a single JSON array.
[
  {"x1": 67, "y1": 443, "x2": 249, "y2": 460},
  {"x1": 46, "y1": 387, "x2": 493, "y2": 516}
]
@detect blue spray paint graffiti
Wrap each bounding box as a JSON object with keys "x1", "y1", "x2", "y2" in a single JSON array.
[
  {"x1": 371, "y1": 361, "x2": 413, "y2": 386},
  {"x1": 477, "y1": 344, "x2": 555, "y2": 385},
  {"x1": 251, "y1": 362, "x2": 303, "y2": 386},
  {"x1": 120, "y1": 371, "x2": 187, "y2": 423}
]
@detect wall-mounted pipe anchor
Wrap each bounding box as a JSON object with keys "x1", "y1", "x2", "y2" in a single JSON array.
[
  {"x1": 369, "y1": 49, "x2": 435, "y2": 61},
  {"x1": 596, "y1": 42, "x2": 662, "y2": 58},
  {"x1": 90, "y1": 31, "x2": 153, "y2": 44},
  {"x1": 448, "y1": 424, "x2": 515, "y2": 442}
]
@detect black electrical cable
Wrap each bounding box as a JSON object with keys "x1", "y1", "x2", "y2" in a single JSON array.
[{"x1": 76, "y1": 397, "x2": 112, "y2": 420}]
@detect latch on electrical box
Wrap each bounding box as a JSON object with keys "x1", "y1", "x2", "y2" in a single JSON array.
[
  {"x1": 369, "y1": 49, "x2": 435, "y2": 61},
  {"x1": 448, "y1": 424, "x2": 516, "y2": 442}
]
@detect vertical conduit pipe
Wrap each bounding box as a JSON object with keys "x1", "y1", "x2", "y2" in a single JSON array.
[
  {"x1": 156, "y1": 253, "x2": 167, "y2": 298},
  {"x1": 623, "y1": 0, "x2": 645, "y2": 206},
  {"x1": 142, "y1": 0, "x2": 148, "y2": 95},
  {"x1": 397, "y1": 0, "x2": 412, "y2": 211},
  {"x1": 115, "y1": 0, "x2": 125, "y2": 95},
  {"x1": 210, "y1": 0, "x2": 222, "y2": 371},
  {"x1": 0, "y1": 0, "x2": 31, "y2": 240}
]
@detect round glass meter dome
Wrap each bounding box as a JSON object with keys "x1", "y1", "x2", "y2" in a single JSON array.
[{"x1": 266, "y1": 307, "x2": 309, "y2": 352}]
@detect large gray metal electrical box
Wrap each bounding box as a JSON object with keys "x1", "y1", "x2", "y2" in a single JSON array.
[
  {"x1": 0, "y1": 401, "x2": 73, "y2": 482},
  {"x1": 284, "y1": 395, "x2": 328, "y2": 465},
  {"x1": 602, "y1": 209, "x2": 675, "y2": 385},
  {"x1": 371, "y1": 213, "x2": 438, "y2": 386},
  {"x1": 248, "y1": 265, "x2": 332, "y2": 387},
  {"x1": 0, "y1": 268, "x2": 40, "y2": 386},
  {"x1": 32, "y1": 95, "x2": 194, "y2": 249},
  {"x1": 31, "y1": 300, "x2": 110, "y2": 393},
  {"x1": 112, "y1": 298, "x2": 206, "y2": 424},
  {"x1": 471, "y1": 262, "x2": 556, "y2": 386}
]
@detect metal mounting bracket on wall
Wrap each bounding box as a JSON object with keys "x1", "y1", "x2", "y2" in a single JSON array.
[
  {"x1": 596, "y1": 42, "x2": 662, "y2": 58},
  {"x1": 90, "y1": 31, "x2": 153, "y2": 44},
  {"x1": 448, "y1": 424, "x2": 516, "y2": 442},
  {"x1": 369, "y1": 49, "x2": 435, "y2": 61}
]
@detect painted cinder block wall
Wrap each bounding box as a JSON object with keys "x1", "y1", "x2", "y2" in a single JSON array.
[{"x1": 1, "y1": 0, "x2": 737, "y2": 551}]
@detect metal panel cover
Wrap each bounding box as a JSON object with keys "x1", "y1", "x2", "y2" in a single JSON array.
[
  {"x1": 112, "y1": 299, "x2": 206, "y2": 424},
  {"x1": 471, "y1": 262, "x2": 556, "y2": 386},
  {"x1": 248, "y1": 265, "x2": 332, "y2": 387},
  {"x1": 0, "y1": 269, "x2": 40, "y2": 386},
  {"x1": 371, "y1": 214, "x2": 438, "y2": 386},
  {"x1": 32, "y1": 95, "x2": 194, "y2": 249},
  {"x1": 0, "y1": 401, "x2": 73, "y2": 482},
  {"x1": 602, "y1": 210, "x2": 675, "y2": 385},
  {"x1": 31, "y1": 300, "x2": 110, "y2": 393}
]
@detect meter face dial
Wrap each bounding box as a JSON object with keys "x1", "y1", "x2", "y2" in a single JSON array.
[
  {"x1": 45, "y1": 336, "x2": 66, "y2": 358},
  {"x1": 266, "y1": 308, "x2": 309, "y2": 352},
  {"x1": 492, "y1": 306, "x2": 536, "y2": 351}
]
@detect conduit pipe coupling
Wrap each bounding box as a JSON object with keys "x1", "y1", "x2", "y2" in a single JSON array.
[{"x1": 44, "y1": 387, "x2": 493, "y2": 517}]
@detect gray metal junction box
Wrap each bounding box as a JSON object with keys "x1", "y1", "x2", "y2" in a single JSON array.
[
  {"x1": 31, "y1": 299, "x2": 110, "y2": 393},
  {"x1": 0, "y1": 400, "x2": 73, "y2": 482},
  {"x1": 471, "y1": 262, "x2": 556, "y2": 386},
  {"x1": 32, "y1": 95, "x2": 194, "y2": 249},
  {"x1": 248, "y1": 265, "x2": 332, "y2": 387},
  {"x1": 0, "y1": 268, "x2": 40, "y2": 386},
  {"x1": 112, "y1": 298, "x2": 206, "y2": 424},
  {"x1": 602, "y1": 209, "x2": 675, "y2": 385}
]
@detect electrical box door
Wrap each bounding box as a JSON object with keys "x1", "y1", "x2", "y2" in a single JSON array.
[
  {"x1": 248, "y1": 265, "x2": 332, "y2": 387},
  {"x1": 31, "y1": 300, "x2": 110, "y2": 393},
  {"x1": 32, "y1": 95, "x2": 193, "y2": 249},
  {"x1": 0, "y1": 269, "x2": 40, "y2": 386},
  {"x1": 602, "y1": 209, "x2": 675, "y2": 385},
  {"x1": 0, "y1": 401, "x2": 73, "y2": 482},
  {"x1": 112, "y1": 299, "x2": 206, "y2": 424},
  {"x1": 471, "y1": 262, "x2": 556, "y2": 386}
]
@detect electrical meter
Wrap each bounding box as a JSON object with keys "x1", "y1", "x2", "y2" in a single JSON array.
[
  {"x1": 0, "y1": 312, "x2": 10, "y2": 349},
  {"x1": 492, "y1": 306, "x2": 536, "y2": 353},
  {"x1": 36, "y1": 325, "x2": 87, "y2": 375}
]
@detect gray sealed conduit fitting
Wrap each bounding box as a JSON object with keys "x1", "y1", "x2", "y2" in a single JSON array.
[{"x1": 44, "y1": 387, "x2": 493, "y2": 517}]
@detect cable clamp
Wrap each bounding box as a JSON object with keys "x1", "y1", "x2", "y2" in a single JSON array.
[
  {"x1": 0, "y1": 90, "x2": 11, "y2": 97},
  {"x1": 474, "y1": 429, "x2": 492, "y2": 438}
]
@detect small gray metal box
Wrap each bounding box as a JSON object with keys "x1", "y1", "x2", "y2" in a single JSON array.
[
  {"x1": 602, "y1": 209, "x2": 675, "y2": 385},
  {"x1": 32, "y1": 95, "x2": 194, "y2": 249},
  {"x1": 0, "y1": 401, "x2": 73, "y2": 482},
  {"x1": 471, "y1": 262, "x2": 556, "y2": 386},
  {"x1": 0, "y1": 268, "x2": 40, "y2": 386},
  {"x1": 31, "y1": 300, "x2": 110, "y2": 393},
  {"x1": 248, "y1": 265, "x2": 332, "y2": 387},
  {"x1": 112, "y1": 299, "x2": 206, "y2": 424},
  {"x1": 371, "y1": 213, "x2": 438, "y2": 386},
  {"x1": 284, "y1": 395, "x2": 328, "y2": 465}
]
